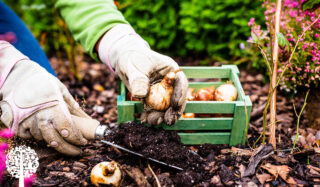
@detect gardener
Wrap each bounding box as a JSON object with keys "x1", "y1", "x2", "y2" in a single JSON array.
[{"x1": 0, "y1": 0, "x2": 188, "y2": 156}]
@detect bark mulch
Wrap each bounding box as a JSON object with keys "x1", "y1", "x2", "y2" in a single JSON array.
[{"x1": 1, "y1": 58, "x2": 320, "y2": 186}]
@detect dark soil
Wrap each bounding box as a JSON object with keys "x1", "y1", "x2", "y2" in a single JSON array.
[
  {"x1": 105, "y1": 122, "x2": 209, "y2": 186},
  {"x1": 1, "y1": 57, "x2": 320, "y2": 186}
]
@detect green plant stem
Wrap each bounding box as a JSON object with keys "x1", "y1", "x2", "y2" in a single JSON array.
[
  {"x1": 258, "y1": 45, "x2": 272, "y2": 74},
  {"x1": 253, "y1": 14, "x2": 320, "y2": 147},
  {"x1": 293, "y1": 90, "x2": 310, "y2": 150}
]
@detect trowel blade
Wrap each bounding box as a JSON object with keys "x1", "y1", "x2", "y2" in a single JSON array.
[{"x1": 101, "y1": 140, "x2": 183, "y2": 171}]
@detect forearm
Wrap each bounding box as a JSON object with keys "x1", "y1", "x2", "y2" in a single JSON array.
[{"x1": 55, "y1": 0, "x2": 129, "y2": 61}]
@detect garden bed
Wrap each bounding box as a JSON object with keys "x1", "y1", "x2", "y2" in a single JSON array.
[{"x1": 2, "y1": 57, "x2": 320, "y2": 186}]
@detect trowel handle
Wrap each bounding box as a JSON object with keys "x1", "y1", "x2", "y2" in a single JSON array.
[{"x1": 71, "y1": 115, "x2": 109, "y2": 140}]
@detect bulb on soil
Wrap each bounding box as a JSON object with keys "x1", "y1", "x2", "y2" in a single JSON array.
[
  {"x1": 146, "y1": 69, "x2": 182, "y2": 111},
  {"x1": 215, "y1": 83, "x2": 238, "y2": 101},
  {"x1": 90, "y1": 161, "x2": 122, "y2": 186}
]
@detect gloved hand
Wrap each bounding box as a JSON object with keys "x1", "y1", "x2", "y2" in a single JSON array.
[
  {"x1": 98, "y1": 24, "x2": 188, "y2": 126},
  {"x1": 0, "y1": 41, "x2": 100, "y2": 156}
]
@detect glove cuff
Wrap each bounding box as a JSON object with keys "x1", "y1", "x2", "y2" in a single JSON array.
[
  {"x1": 97, "y1": 24, "x2": 148, "y2": 73},
  {"x1": 0, "y1": 41, "x2": 29, "y2": 90}
]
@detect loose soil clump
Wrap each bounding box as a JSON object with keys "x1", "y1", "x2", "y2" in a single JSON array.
[{"x1": 105, "y1": 122, "x2": 210, "y2": 186}]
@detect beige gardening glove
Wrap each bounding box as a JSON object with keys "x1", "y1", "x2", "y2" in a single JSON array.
[
  {"x1": 0, "y1": 41, "x2": 100, "y2": 156},
  {"x1": 98, "y1": 24, "x2": 188, "y2": 126}
]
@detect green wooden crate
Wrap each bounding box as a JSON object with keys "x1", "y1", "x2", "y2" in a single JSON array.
[{"x1": 117, "y1": 65, "x2": 252, "y2": 145}]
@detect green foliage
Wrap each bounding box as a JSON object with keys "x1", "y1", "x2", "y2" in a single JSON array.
[
  {"x1": 119, "y1": 0, "x2": 265, "y2": 60},
  {"x1": 5, "y1": 0, "x2": 265, "y2": 65},
  {"x1": 303, "y1": 0, "x2": 320, "y2": 11},
  {"x1": 276, "y1": 32, "x2": 289, "y2": 48},
  {"x1": 178, "y1": 0, "x2": 265, "y2": 58},
  {"x1": 118, "y1": 0, "x2": 179, "y2": 52}
]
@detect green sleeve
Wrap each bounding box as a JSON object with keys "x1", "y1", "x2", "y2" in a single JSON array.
[{"x1": 55, "y1": 0, "x2": 129, "y2": 61}]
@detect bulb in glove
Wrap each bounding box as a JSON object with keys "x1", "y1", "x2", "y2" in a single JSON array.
[
  {"x1": 215, "y1": 83, "x2": 238, "y2": 101},
  {"x1": 146, "y1": 69, "x2": 182, "y2": 111}
]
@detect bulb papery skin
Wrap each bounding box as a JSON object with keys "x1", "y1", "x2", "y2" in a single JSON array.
[
  {"x1": 215, "y1": 84, "x2": 238, "y2": 101},
  {"x1": 186, "y1": 88, "x2": 195, "y2": 101},
  {"x1": 146, "y1": 81, "x2": 173, "y2": 111},
  {"x1": 195, "y1": 88, "x2": 214, "y2": 101},
  {"x1": 146, "y1": 70, "x2": 181, "y2": 111},
  {"x1": 90, "y1": 161, "x2": 122, "y2": 186},
  {"x1": 182, "y1": 113, "x2": 195, "y2": 118},
  {"x1": 205, "y1": 86, "x2": 215, "y2": 100}
]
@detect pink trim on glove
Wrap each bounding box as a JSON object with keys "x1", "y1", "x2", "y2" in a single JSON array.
[
  {"x1": 4, "y1": 92, "x2": 59, "y2": 133},
  {"x1": 0, "y1": 41, "x2": 29, "y2": 90},
  {"x1": 98, "y1": 24, "x2": 148, "y2": 74}
]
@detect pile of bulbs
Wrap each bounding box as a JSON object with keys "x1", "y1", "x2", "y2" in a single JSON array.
[{"x1": 182, "y1": 83, "x2": 238, "y2": 118}]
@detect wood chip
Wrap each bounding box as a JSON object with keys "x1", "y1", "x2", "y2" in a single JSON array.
[
  {"x1": 220, "y1": 147, "x2": 252, "y2": 156},
  {"x1": 256, "y1": 173, "x2": 272, "y2": 184},
  {"x1": 261, "y1": 163, "x2": 296, "y2": 184},
  {"x1": 122, "y1": 165, "x2": 151, "y2": 187}
]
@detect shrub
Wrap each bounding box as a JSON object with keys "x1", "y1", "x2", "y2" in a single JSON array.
[
  {"x1": 119, "y1": 0, "x2": 265, "y2": 60},
  {"x1": 178, "y1": 0, "x2": 265, "y2": 58},
  {"x1": 5, "y1": 0, "x2": 265, "y2": 63},
  {"x1": 249, "y1": 0, "x2": 320, "y2": 93}
]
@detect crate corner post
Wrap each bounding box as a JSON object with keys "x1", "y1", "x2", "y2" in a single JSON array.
[
  {"x1": 117, "y1": 101, "x2": 135, "y2": 124},
  {"x1": 222, "y1": 65, "x2": 240, "y2": 76},
  {"x1": 242, "y1": 95, "x2": 253, "y2": 144},
  {"x1": 229, "y1": 102, "x2": 246, "y2": 146}
]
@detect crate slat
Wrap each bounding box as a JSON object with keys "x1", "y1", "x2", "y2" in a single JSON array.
[
  {"x1": 178, "y1": 132, "x2": 230, "y2": 144},
  {"x1": 182, "y1": 66, "x2": 231, "y2": 78},
  {"x1": 117, "y1": 102, "x2": 135, "y2": 123},
  {"x1": 120, "y1": 82, "x2": 126, "y2": 97},
  {"x1": 184, "y1": 102, "x2": 235, "y2": 113},
  {"x1": 133, "y1": 102, "x2": 236, "y2": 114},
  {"x1": 162, "y1": 118, "x2": 233, "y2": 130},
  {"x1": 188, "y1": 82, "x2": 225, "y2": 90}
]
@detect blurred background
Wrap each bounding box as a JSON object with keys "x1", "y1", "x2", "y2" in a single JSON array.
[{"x1": 3, "y1": 0, "x2": 266, "y2": 71}]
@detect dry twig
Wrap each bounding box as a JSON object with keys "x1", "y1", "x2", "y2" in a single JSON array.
[{"x1": 148, "y1": 162, "x2": 161, "y2": 187}]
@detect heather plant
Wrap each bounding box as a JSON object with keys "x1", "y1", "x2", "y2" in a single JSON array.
[
  {"x1": 249, "y1": 0, "x2": 320, "y2": 93},
  {"x1": 0, "y1": 128, "x2": 14, "y2": 184},
  {"x1": 247, "y1": 0, "x2": 320, "y2": 146}
]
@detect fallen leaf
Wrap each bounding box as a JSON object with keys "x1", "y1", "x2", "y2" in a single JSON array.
[
  {"x1": 261, "y1": 163, "x2": 296, "y2": 184},
  {"x1": 221, "y1": 147, "x2": 252, "y2": 156},
  {"x1": 256, "y1": 173, "x2": 272, "y2": 184}
]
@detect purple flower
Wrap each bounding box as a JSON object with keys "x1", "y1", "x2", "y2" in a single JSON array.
[
  {"x1": 248, "y1": 18, "x2": 255, "y2": 27},
  {"x1": 24, "y1": 174, "x2": 36, "y2": 187},
  {"x1": 0, "y1": 143, "x2": 9, "y2": 152},
  {"x1": 0, "y1": 152, "x2": 6, "y2": 184},
  {"x1": 0, "y1": 128, "x2": 14, "y2": 139},
  {"x1": 315, "y1": 33, "x2": 319, "y2": 38}
]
